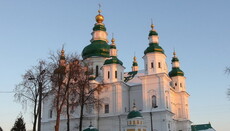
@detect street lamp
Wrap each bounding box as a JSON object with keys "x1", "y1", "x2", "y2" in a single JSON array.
[{"x1": 29, "y1": 70, "x2": 46, "y2": 131}]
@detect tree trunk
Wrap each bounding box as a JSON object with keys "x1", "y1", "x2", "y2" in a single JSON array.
[
  {"x1": 33, "y1": 99, "x2": 38, "y2": 131},
  {"x1": 66, "y1": 93, "x2": 70, "y2": 131},
  {"x1": 55, "y1": 111, "x2": 61, "y2": 131},
  {"x1": 79, "y1": 103, "x2": 84, "y2": 131}
]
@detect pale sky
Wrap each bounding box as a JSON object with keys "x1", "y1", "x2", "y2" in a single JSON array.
[{"x1": 0, "y1": 0, "x2": 230, "y2": 131}]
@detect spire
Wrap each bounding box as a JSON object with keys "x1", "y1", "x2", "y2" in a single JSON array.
[
  {"x1": 169, "y1": 51, "x2": 184, "y2": 77},
  {"x1": 109, "y1": 33, "x2": 117, "y2": 57},
  {"x1": 132, "y1": 55, "x2": 138, "y2": 71},
  {"x1": 59, "y1": 46, "x2": 66, "y2": 66},
  {"x1": 95, "y1": 4, "x2": 104, "y2": 24},
  {"x1": 144, "y1": 22, "x2": 164, "y2": 55},
  {"x1": 82, "y1": 5, "x2": 110, "y2": 59},
  {"x1": 132, "y1": 100, "x2": 137, "y2": 111}
]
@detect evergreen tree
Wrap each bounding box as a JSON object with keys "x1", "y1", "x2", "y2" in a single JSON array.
[{"x1": 11, "y1": 115, "x2": 26, "y2": 131}]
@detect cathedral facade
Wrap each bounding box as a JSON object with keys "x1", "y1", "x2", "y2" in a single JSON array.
[{"x1": 41, "y1": 9, "x2": 191, "y2": 131}]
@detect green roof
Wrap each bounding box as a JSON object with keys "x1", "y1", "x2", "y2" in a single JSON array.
[
  {"x1": 110, "y1": 44, "x2": 116, "y2": 49},
  {"x1": 172, "y1": 57, "x2": 179, "y2": 62},
  {"x1": 191, "y1": 124, "x2": 214, "y2": 131},
  {"x1": 133, "y1": 62, "x2": 138, "y2": 66},
  {"x1": 127, "y1": 110, "x2": 142, "y2": 119},
  {"x1": 93, "y1": 24, "x2": 106, "y2": 31},
  {"x1": 169, "y1": 67, "x2": 184, "y2": 77},
  {"x1": 144, "y1": 43, "x2": 164, "y2": 55},
  {"x1": 104, "y1": 56, "x2": 123, "y2": 66},
  {"x1": 82, "y1": 40, "x2": 110, "y2": 59},
  {"x1": 83, "y1": 125, "x2": 99, "y2": 131},
  {"x1": 124, "y1": 71, "x2": 138, "y2": 82},
  {"x1": 149, "y1": 30, "x2": 158, "y2": 36}
]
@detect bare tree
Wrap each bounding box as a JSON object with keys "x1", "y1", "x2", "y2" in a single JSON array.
[
  {"x1": 14, "y1": 61, "x2": 51, "y2": 131},
  {"x1": 49, "y1": 49, "x2": 104, "y2": 131}
]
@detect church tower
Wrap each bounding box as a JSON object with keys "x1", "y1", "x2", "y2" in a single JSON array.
[
  {"x1": 102, "y1": 37, "x2": 125, "y2": 83},
  {"x1": 82, "y1": 9, "x2": 110, "y2": 79},
  {"x1": 143, "y1": 24, "x2": 168, "y2": 75},
  {"x1": 169, "y1": 51, "x2": 191, "y2": 130}
]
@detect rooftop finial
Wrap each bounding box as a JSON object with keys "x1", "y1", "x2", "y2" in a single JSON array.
[
  {"x1": 151, "y1": 18, "x2": 154, "y2": 30},
  {"x1": 111, "y1": 33, "x2": 115, "y2": 43},
  {"x1": 95, "y1": 4, "x2": 104, "y2": 23},
  {"x1": 98, "y1": 3, "x2": 102, "y2": 14},
  {"x1": 133, "y1": 99, "x2": 137, "y2": 111},
  {"x1": 61, "y1": 44, "x2": 65, "y2": 56},
  {"x1": 173, "y1": 48, "x2": 176, "y2": 57}
]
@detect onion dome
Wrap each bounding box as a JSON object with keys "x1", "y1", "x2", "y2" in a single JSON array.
[
  {"x1": 60, "y1": 48, "x2": 65, "y2": 60},
  {"x1": 132, "y1": 56, "x2": 138, "y2": 66},
  {"x1": 95, "y1": 9, "x2": 104, "y2": 23},
  {"x1": 110, "y1": 37, "x2": 116, "y2": 49},
  {"x1": 82, "y1": 9, "x2": 110, "y2": 60},
  {"x1": 169, "y1": 51, "x2": 184, "y2": 77},
  {"x1": 82, "y1": 40, "x2": 110, "y2": 59},
  {"x1": 104, "y1": 37, "x2": 123, "y2": 65},
  {"x1": 144, "y1": 24, "x2": 164, "y2": 55},
  {"x1": 127, "y1": 103, "x2": 142, "y2": 119},
  {"x1": 104, "y1": 56, "x2": 123, "y2": 66},
  {"x1": 83, "y1": 124, "x2": 99, "y2": 131}
]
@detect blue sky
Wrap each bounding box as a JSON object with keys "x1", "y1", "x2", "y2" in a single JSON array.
[{"x1": 0, "y1": 0, "x2": 230, "y2": 130}]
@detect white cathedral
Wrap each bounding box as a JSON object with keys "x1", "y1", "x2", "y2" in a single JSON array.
[{"x1": 41, "y1": 9, "x2": 191, "y2": 131}]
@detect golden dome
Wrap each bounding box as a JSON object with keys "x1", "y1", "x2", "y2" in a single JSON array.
[
  {"x1": 151, "y1": 24, "x2": 154, "y2": 29},
  {"x1": 95, "y1": 14, "x2": 104, "y2": 23}
]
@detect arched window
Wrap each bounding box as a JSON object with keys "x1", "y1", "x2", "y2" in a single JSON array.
[
  {"x1": 96, "y1": 65, "x2": 99, "y2": 77},
  {"x1": 115, "y1": 71, "x2": 117, "y2": 78},
  {"x1": 108, "y1": 71, "x2": 110, "y2": 79},
  {"x1": 166, "y1": 96, "x2": 169, "y2": 108},
  {"x1": 151, "y1": 62, "x2": 154, "y2": 68},
  {"x1": 152, "y1": 95, "x2": 157, "y2": 108},
  {"x1": 158, "y1": 62, "x2": 161, "y2": 68}
]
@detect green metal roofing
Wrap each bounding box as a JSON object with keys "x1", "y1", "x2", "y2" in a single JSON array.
[
  {"x1": 172, "y1": 57, "x2": 179, "y2": 62},
  {"x1": 124, "y1": 71, "x2": 138, "y2": 82},
  {"x1": 83, "y1": 125, "x2": 99, "y2": 131},
  {"x1": 60, "y1": 56, "x2": 65, "y2": 60},
  {"x1": 149, "y1": 30, "x2": 158, "y2": 36},
  {"x1": 104, "y1": 56, "x2": 123, "y2": 66},
  {"x1": 144, "y1": 43, "x2": 164, "y2": 55},
  {"x1": 191, "y1": 124, "x2": 214, "y2": 131},
  {"x1": 93, "y1": 24, "x2": 106, "y2": 31},
  {"x1": 82, "y1": 40, "x2": 110, "y2": 59},
  {"x1": 133, "y1": 62, "x2": 138, "y2": 66},
  {"x1": 127, "y1": 110, "x2": 143, "y2": 119},
  {"x1": 110, "y1": 44, "x2": 116, "y2": 49},
  {"x1": 169, "y1": 67, "x2": 184, "y2": 77}
]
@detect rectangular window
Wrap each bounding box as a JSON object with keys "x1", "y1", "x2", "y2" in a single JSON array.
[
  {"x1": 158, "y1": 62, "x2": 161, "y2": 68},
  {"x1": 49, "y1": 109, "x2": 52, "y2": 118},
  {"x1": 105, "y1": 104, "x2": 109, "y2": 113},
  {"x1": 108, "y1": 71, "x2": 110, "y2": 79},
  {"x1": 115, "y1": 71, "x2": 117, "y2": 78},
  {"x1": 151, "y1": 62, "x2": 154, "y2": 68},
  {"x1": 96, "y1": 65, "x2": 99, "y2": 77}
]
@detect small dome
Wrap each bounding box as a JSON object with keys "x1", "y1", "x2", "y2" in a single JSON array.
[
  {"x1": 172, "y1": 57, "x2": 179, "y2": 62},
  {"x1": 149, "y1": 30, "x2": 158, "y2": 36},
  {"x1": 144, "y1": 43, "x2": 164, "y2": 55},
  {"x1": 93, "y1": 24, "x2": 106, "y2": 31},
  {"x1": 83, "y1": 125, "x2": 99, "y2": 131},
  {"x1": 127, "y1": 110, "x2": 143, "y2": 119},
  {"x1": 169, "y1": 67, "x2": 184, "y2": 77},
  {"x1": 82, "y1": 40, "x2": 110, "y2": 59},
  {"x1": 104, "y1": 56, "x2": 123, "y2": 66},
  {"x1": 95, "y1": 14, "x2": 104, "y2": 23}
]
